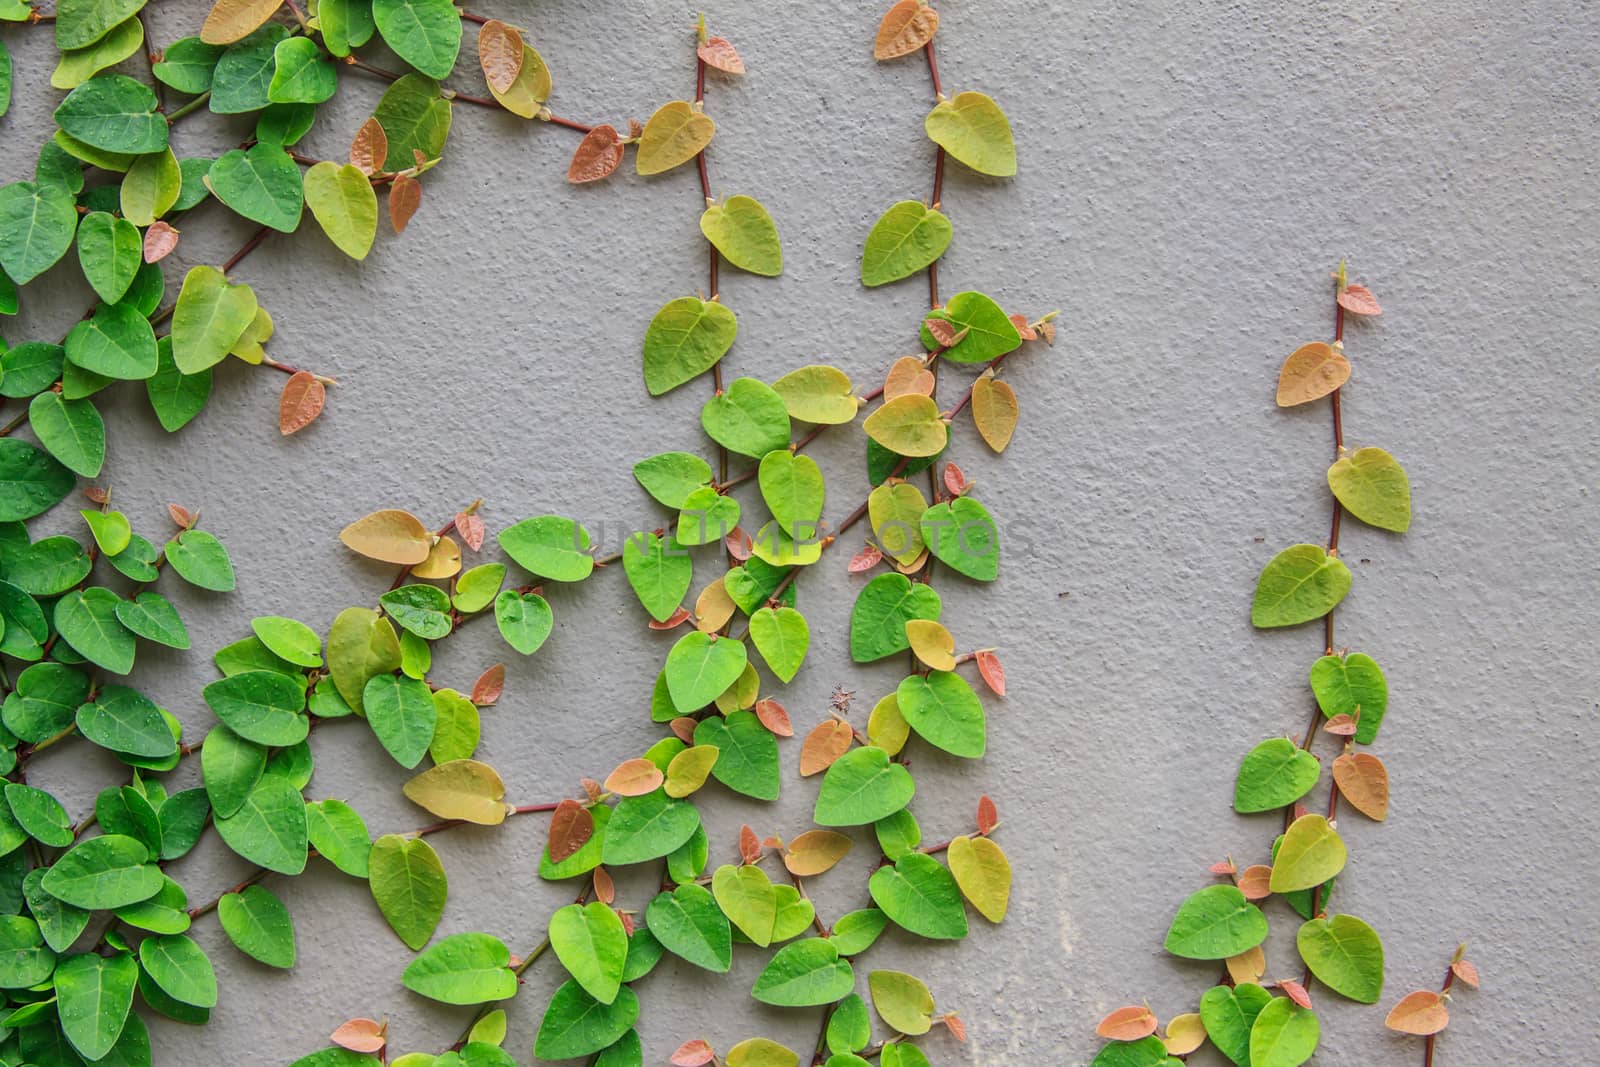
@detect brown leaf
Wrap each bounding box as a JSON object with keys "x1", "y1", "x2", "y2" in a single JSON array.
[
  {"x1": 799, "y1": 720, "x2": 854, "y2": 776},
  {"x1": 883, "y1": 354, "x2": 935, "y2": 400},
  {"x1": 783, "y1": 829, "x2": 853, "y2": 876},
  {"x1": 1279, "y1": 979, "x2": 1312, "y2": 1009},
  {"x1": 697, "y1": 36, "x2": 744, "y2": 74},
  {"x1": 1386, "y1": 990, "x2": 1449, "y2": 1035},
  {"x1": 142, "y1": 221, "x2": 179, "y2": 263},
  {"x1": 1323, "y1": 713, "x2": 1358, "y2": 736},
  {"x1": 592, "y1": 865, "x2": 615, "y2": 904},
  {"x1": 83, "y1": 487, "x2": 109, "y2": 505},
  {"x1": 976, "y1": 794, "x2": 999, "y2": 835},
  {"x1": 339, "y1": 509, "x2": 431, "y2": 564},
  {"x1": 648, "y1": 607, "x2": 693, "y2": 630},
  {"x1": 848, "y1": 544, "x2": 884, "y2": 572},
  {"x1": 168, "y1": 504, "x2": 195, "y2": 529},
  {"x1": 1096, "y1": 1006, "x2": 1158, "y2": 1041},
  {"x1": 455, "y1": 511, "x2": 485, "y2": 552},
  {"x1": 1237, "y1": 864, "x2": 1273, "y2": 901},
  {"x1": 350, "y1": 117, "x2": 388, "y2": 175},
  {"x1": 943, "y1": 461, "x2": 968, "y2": 497},
  {"x1": 471, "y1": 663, "x2": 505, "y2": 705},
  {"x1": 874, "y1": 0, "x2": 940, "y2": 60},
  {"x1": 725, "y1": 526, "x2": 753, "y2": 561},
  {"x1": 1039, "y1": 320, "x2": 1057, "y2": 345},
  {"x1": 924, "y1": 317, "x2": 965, "y2": 348},
  {"x1": 942, "y1": 1014, "x2": 966, "y2": 1041},
  {"x1": 546, "y1": 798, "x2": 594, "y2": 863},
  {"x1": 671, "y1": 1040, "x2": 715, "y2": 1067},
  {"x1": 754, "y1": 698, "x2": 793, "y2": 737},
  {"x1": 1332, "y1": 752, "x2": 1389, "y2": 821},
  {"x1": 1338, "y1": 283, "x2": 1382, "y2": 316},
  {"x1": 389, "y1": 173, "x2": 422, "y2": 233},
  {"x1": 604, "y1": 758, "x2": 664, "y2": 797},
  {"x1": 975, "y1": 650, "x2": 1006, "y2": 696},
  {"x1": 1451, "y1": 959, "x2": 1479, "y2": 989},
  {"x1": 278, "y1": 370, "x2": 325, "y2": 436},
  {"x1": 580, "y1": 777, "x2": 604, "y2": 802},
  {"x1": 477, "y1": 19, "x2": 524, "y2": 94},
  {"x1": 739, "y1": 824, "x2": 762, "y2": 865},
  {"x1": 1276, "y1": 341, "x2": 1350, "y2": 407},
  {"x1": 330, "y1": 1018, "x2": 385, "y2": 1054},
  {"x1": 568, "y1": 123, "x2": 626, "y2": 184},
  {"x1": 668, "y1": 717, "x2": 698, "y2": 744},
  {"x1": 1008, "y1": 312, "x2": 1038, "y2": 341},
  {"x1": 1226, "y1": 944, "x2": 1266, "y2": 985},
  {"x1": 972, "y1": 374, "x2": 1019, "y2": 452}
]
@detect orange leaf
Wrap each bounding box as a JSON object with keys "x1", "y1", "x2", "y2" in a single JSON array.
[
  {"x1": 389, "y1": 173, "x2": 422, "y2": 233},
  {"x1": 1226, "y1": 944, "x2": 1266, "y2": 985},
  {"x1": 350, "y1": 117, "x2": 388, "y2": 175},
  {"x1": 1008, "y1": 312, "x2": 1038, "y2": 341},
  {"x1": 739, "y1": 824, "x2": 762, "y2": 865},
  {"x1": 1096, "y1": 1005, "x2": 1157, "y2": 1041},
  {"x1": 1210, "y1": 859, "x2": 1237, "y2": 877},
  {"x1": 1386, "y1": 990, "x2": 1449, "y2": 1035},
  {"x1": 339, "y1": 509, "x2": 430, "y2": 564},
  {"x1": 616, "y1": 908, "x2": 634, "y2": 936},
  {"x1": 1279, "y1": 979, "x2": 1312, "y2": 1009},
  {"x1": 592, "y1": 865, "x2": 615, "y2": 904},
  {"x1": 694, "y1": 578, "x2": 737, "y2": 634},
  {"x1": 412, "y1": 534, "x2": 461, "y2": 580},
  {"x1": 1333, "y1": 751, "x2": 1389, "y2": 821},
  {"x1": 783, "y1": 829, "x2": 852, "y2": 876},
  {"x1": 330, "y1": 1018, "x2": 385, "y2": 1054},
  {"x1": 455, "y1": 511, "x2": 485, "y2": 552},
  {"x1": 1451, "y1": 959, "x2": 1479, "y2": 989},
  {"x1": 972, "y1": 374, "x2": 1019, "y2": 452},
  {"x1": 976, "y1": 795, "x2": 998, "y2": 835},
  {"x1": 1275, "y1": 341, "x2": 1350, "y2": 407},
  {"x1": 669, "y1": 717, "x2": 698, "y2": 744},
  {"x1": 604, "y1": 758, "x2": 663, "y2": 797},
  {"x1": 874, "y1": 0, "x2": 939, "y2": 60},
  {"x1": 648, "y1": 607, "x2": 693, "y2": 630},
  {"x1": 580, "y1": 777, "x2": 604, "y2": 802},
  {"x1": 278, "y1": 370, "x2": 325, "y2": 436},
  {"x1": 168, "y1": 504, "x2": 195, "y2": 529},
  {"x1": 883, "y1": 354, "x2": 935, "y2": 400},
  {"x1": 671, "y1": 1040, "x2": 714, "y2": 1067},
  {"x1": 942, "y1": 1014, "x2": 966, "y2": 1041},
  {"x1": 943, "y1": 461, "x2": 968, "y2": 497},
  {"x1": 471, "y1": 664, "x2": 505, "y2": 705},
  {"x1": 924, "y1": 317, "x2": 965, "y2": 348},
  {"x1": 1338, "y1": 283, "x2": 1382, "y2": 316},
  {"x1": 754, "y1": 698, "x2": 793, "y2": 737},
  {"x1": 697, "y1": 36, "x2": 744, "y2": 74},
  {"x1": 725, "y1": 526, "x2": 753, "y2": 561},
  {"x1": 477, "y1": 19, "x2": 524, "y2": 94},
  {"x1": 1323, "y1": 713, "x2": 1358, "y2": 736},
  {"x1": 546, "y1": 798, "x2": 593, "y2": 863},
  {"x1": 799, "y1": 720, "x2": 854, "y2": 776},
  {"x1": 83, "y1": 487, "x2": 108, "y2": 505},
  {"x1": 975, "y1": 650, "x2": 1006, "y2": 696},
  {"x1": 848, "y1": 544, "x2": 884, "y2": 572},
  {"x1": 142, "y1": 221, "x2": 179, "y2": 263},
  {"x1": 568, "y1": 124, "x2": 626, "y2": 184},
  {"x1": 1236, "y1": 864, "x2": 1273, "y2": 901}
]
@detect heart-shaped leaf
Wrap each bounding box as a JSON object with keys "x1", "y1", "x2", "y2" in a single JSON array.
[
  {"x1": 1251, "y1": 544, "x2": 1351, "y2": 628},
  {"x1": 1328, "y1": 446, "x2": 1411, "y2": 532},
  {"x1": 1233, "y1": 737, "x2": 1320, "y2": 813},
  {"x1": 701, "y1": 194, "x2": 782, "y2": 276},
  {"x1": 1269, "y1": 814, "x2": 1347, "y2": 893},
  {"x1": 861, "y1": 200, "x2": 951, "y2": 286},
  {"x1": 1164, "y1": 885, "x2": 1268, "y2": 960},
  {"x1": 637, "y1": 100, "x2": 715, "y2": 175},
  {"x1": 643, "y1": 295, "x2": 737, "y2": 396},
  {"x1": 924, "y1": 91, "x2": 1015, "y2": 176}
]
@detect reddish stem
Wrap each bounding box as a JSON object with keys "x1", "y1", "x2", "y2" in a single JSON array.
[
  {"x1": 544, "y1": 114, "x2": 594, "y2": 133},
  {"x1": 1423, "y1": 965, "x2": 1457, "y2": 1067}
]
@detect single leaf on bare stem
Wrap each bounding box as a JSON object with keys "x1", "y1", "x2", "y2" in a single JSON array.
[
  {"x1": 698, "y1": 36, "x2": 744, "y2": 74},
  {"x1": 977, "y1": 795, "x2": 999, "y2": 835},
  {"x1": 874, "y1": 0, "x2": 940, "y2": 60},
  {"x1": 1276, "y1": 341, "x2": 1350, "y2": 407},
  {"x1": 1386, "y1": 990, "x2": 1449, "y2": 1035},
  {"x1": 471, "y1": 664, "x2": 505, "y2": 705},
  {"x1": 1338, "y1": 283, "x2": 1382, "y2": 316},
  {"x1": 278, "y1": 371, "x2": 326, "y2": 435},
  {"x1": 975, "y1": 650, "x2": 1006, "y2": 696}
]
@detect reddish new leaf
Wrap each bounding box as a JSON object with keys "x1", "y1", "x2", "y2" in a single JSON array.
[
  {"x1": 471, "y1": 664, "x2": 505, "y2": 705},
  {"x1": 330, "y1": 1018, "x2": 385, "y2": 1053},
  {"x1": 83, "y1": 487, "x2": 109, "y2": 505},
  {"x1": 943, "y1": 461, "x2": 968, "y2": 497},
  {"x1": 1210, "y1": 859, "x2": 1237, "y2": 877},
  {"x1": 671, "y1": 1040, "x2": 715, "y2": 1067},
  {"x1": 389, "y1": 173, "x2": 422, "y2": 233},
  {"x1": 924, "y1": 317, "x2": 965, "y2": 348},
  {"x1": 278, "y1": 371, "x2": 325, "y2": 436},
  {"x1": 616, "y1": 908, "x2": 635, "y2": 936},
  {"x1": 1332, "y1": 751, "x2": 1389, "y2": 821},
  {"x1": 1237, "y1": 864, "x2": 1273, "y2": 901},
  {"x1": 648, "y1": 607, "x2": 693, "y2": 630},
  {"x1": 1323, "y1": 713, "x2": 1358, "y2": 736},
  {"x1": 143, "y1": 221, "x2": 179, "y2": 263},
  {"x1": 754, "y1": 698, "x2": 794, "y2": 737},
  {"x1": 1451, "y1": 959, "x2": 1479, "y2": 988},
  {"x1": 697, "y1": 36, "x2": 744, "y2": 74},
  {"x1": 739, "y1": 824, "x2": 762, "y2": 865},
  {"x1": 942, "y1": 1014, "x2": 966, "y2": 1041},
  {"x1": 725, "y1": 526, "x2": 753, "y2": 561},
  {"x1": 799, "y1": 720, "x2": 854, "y2": 776},
  {"x1": 975, "y1": 650, "x2": 1006, "y2": 696},
  {"x1": 168, "y1": 504, "x2": 195, "y2": 529},
  {"x1": 580, "y1": 777, "x2": 604, "y2": 802},
  {"x1": 350, "y1": 117, "x2": 388, "y2": 175},
  {"x1": 848, "y1": 544, "x2": 884, "y2": 573},
  {"x1": 976, "y1": 794, "x2": 998, "y2": 835},
  {"x1": 592, "y1": 865, "x2": 615, "y2": 904},
  {"x1": 669, "y1": 717, "x2": 698, "y2": 744},
  {"x1": 1338, "y1": 283, "x2": 1382, "y2": 316},
  {"x1": 1096, "y1": 1006, "x2": 1158, "y2": 1041},
  {"x1": 1279, "y1": 979, "x2": 1312, "y2": 1009},
  {"x1": 477, "y1": 19, "x2": 524, "y2": 94},
  {"x1": 568, "y1": 124, "x2": 625, "y2": 184},
  {"x1": 1008, "y1": 312, "x2": 1038, "y2": 341},
  {"x1": 547, "y1": 798, "x2": 593, "y2": 864},
  {"x1": 604, "y1": 758, "x2": 664, "y2": 797},
  {"x1": 455, "y1": 511, "x2": 485, "y2": 551}
]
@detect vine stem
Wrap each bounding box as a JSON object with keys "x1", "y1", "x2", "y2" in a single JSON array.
[
  {"x1": 390, "y1": 499, "x2": 483, "y2": 589},
  {"x1": 1423, "y1": 963, "x2": 1456, "y2": 1067}
]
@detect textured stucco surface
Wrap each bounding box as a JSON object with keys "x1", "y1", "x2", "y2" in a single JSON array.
[{"x1": 2, "y1": 1, "x2": 1598, "y2": 1063}]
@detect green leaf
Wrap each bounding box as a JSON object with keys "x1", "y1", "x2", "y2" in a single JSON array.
[
  {"x1": 304, "y1": 161, "x2": 377, "y2": 259},
  {"x1": 452, "y1": 563, "x2": 504, "y2": 614},
  {"x1": 924, "y1": 91, "x2": 1015, "y2": 176},
  {"x1": 868, "y1": 969, "x2": 935, "y2": 1035},
  {"x1": 120, "y1": 147, "x2": 181, "y2": 226},
  {"x1": 600, "y1": 792, "x2": 701, "y2": 866},
  {"x1": 1269, "y1": 814, "x2": 1347, "y2": 893},
  {"x1": 499, "y1": 515, "x2": 594, "y2": 582},
  {"x1": 138, "y1": 934, "x2": 216, "y2": 1007},
  {"x1": 861, "y1": 200, "x2": 952, "y2": 286},
  {"x1": 52, "y1": 127, "x2": 135, "y2": 171},
  {"x1": 700, "y1": 195, "x2": 782, "y2": 276},
  {"x1": 54, "y1": 0, "x2": 145, "y2": 49},
  {"x1": 869, "y1": 854, "x2": 966, "y2": 940},
  {"x1": 815, "y1": 746, "x2": 914, "y2": 826},
  {"x1": 106, "y1": 532, "x2": 160, "y2": 581},
  {"x1": 363, "y1": 673, "x2": 436, "y2": 768},
  {"x1": 368, "y1": 833, "x2": 446, "y2": 950},
  {"x1": 56, "y1": 590, "x2": 136, "y2": 675},
  {"x1": 492, "y1": 589, "x2": 552, "y2": 654},
  {"x1": 749, "y1": 606, "x2": 809, "y2": 683},
  {"x1": 327, "y1": 606, "x2": 400, "y2": 712},
  {"x1": 165, "y1": 528, "x2": 235, "y2": 590},
  {"x1": 2, "y1": 342, "x2": 66, "y2": 399},
  {"x1": 1163, "y1": 884, "x2": 1269, "y2": 960},
  {"x1": 920, "y1": 290, "x2": 1022, "y2": 363},
  {"x1": 677, "y1": 485, "x2": 741, "y2": 546},
  {"x1": 1309, "y1": 652, "x2": 1388, "y2": 744},
  {"x1": 200, "y1": 725, "x2": 264, "y2": 818},
  {"x1": 54, "y1": 74, "x2": 167, "y2": 153},
  {"x1": 752, "y1": 937, "x2": 854, "y2": 1007},
  {"x1": 54, "y1": 951, "x2": 137, "y2": 1059},
  {"x1": 1200, "y1": 982, "x2": 1273, "y2": 1066},
  {"x1": 28, "y1": 393, "x2": 104, "y2": 477},
  {"x1": 702, "y1": 377, "x2": 791, "y2": 457},
  {"x1": 0, "y1": 914, "x2": 56, "y2": 988},
  {"x1": 827, "y1": 993, "x2": 871, "y2": 1054},
  {"x1": 595, "y1": 1030, "x2": 643, "y2": 1067},
  {"x1": 921, "y1": 495, "x2": 998, "y2": 581},
  {"x1": 896, "y1": 670, "x2": 985, "y2": 757},
  {"x1": 63, "y1": 302, "x2": 157, "y2": 385},
  {"x1": 207, "y1": 142, "x2": 304, "y2": 231},
  {"x1": 113, "y1": 590, "x2": 189, "y2": 649},
  {"x1": 381, "y1": 583, "x2": 453, "y2": 638},
  {"x1": 758, "y1": 450, "x2": 824, "y2": 531},
  {"x1": 209, "y1": 24, "x2": 287, "y2": 113},
  {"x1": 5, "y1": 784, "x2": 72, "y2": 847},
  {"x1": 214, "y1": 773, "x2": 307, "y2": 874},
  {"x1": 1088, "y1": 1037, "x2": 1172, "y2": 1067},
  {"x1": 665, "y1": 631, "x2": 748, "y2": 711},
  {"x1": 217, "y1": 883, "x2": 295, "y2": 968},
  {"x1": 633, "y1": 451, "x2": 713, "y2": 509},
  {"x1": 850, "y1": 573, "x2": 941, "y2": 662},
  {"x1": 269, "y1": 35, "x2": 337, "y2": 103},
  {"x1": 828, "y1": 908, "x2": 888, "y2": 957},
  {"x1": 75, "y1": 211, "x2": 140, "y2": 303},
  {"x1": 1249, "y1": 997, "x2": 1319, "y2": 1067},
  {"x1": 642, "y1": 296, "x2": 737, "y2": 396},
  {"x1": 153, "y1": 36, "x2": 222, "y2": 94},
  {"x1": 146, "y1": 337, "x2": 213, "y2": 431},
  {"x1": 251, "y1": 615, "x2": 322, "y2": 667},
  {"x1": 43, "y1": 835, "x2": 161, "y2": 909},
  {"x1": 22, "y1": 867, "x2": 89, "y2": 952},
  {"x1": 0, "y1": 181, "x2": 78, "y2": 285},
  {"x1": 256, "y1": 100, "x2": 316, "y2": 145},
  {"x1": 1251, "y1": 544, "x2": 1351, "y2": 628},
  {"x1": 711, "y1": 863, "x2": 777, "y2": 946},
  {"x1": 622, "y1": 531, "x2": 693, "y2": 622},
  {"x1": 320, "y1": 0, "x2": 376, "y2": 56},
  {"x1": 203, "y1": 670, "x2": 308, "y2": 746},
  {"x1": 305, "y1": 798, "x2": 371, "y2": 877},
  {"x1": 172, "y1": 264, "x2": 258, "y2": 374},
  {"x1": 373, "y1": 0, "x2": 462, "y2": 79},
  {"x1": 548, "y1": 901, "x2": 628, "y2": 1004},
  {"x1": 644, "y1": 883, "x2": 730, "y2": 972},
  {"x1": 372, "y1": 73, "x2": 451, "y2": 169},
  {"x1": 535, "y1": 981, "x2": 639, "y2": 1060},
  {"x1": 1233, "y1": 737, "x2": 1320, "y2": 813},
  {"x1": 157, "y1": 789, "x2": 211, "y2": 860},
  {"x1": 402, "y1": 932, "x2": 517, "y2": 1004},
  {"x1": 879, "y1": 1047, "x2": 931, "y2": 1067},
  {"x1": 771, "y1": 364, "x2": 858, "y2": 425},
  {"x1": 0, "y1": 439, "x2": 75, "y2": 521},
  {"x1": 1296, "y1": 914, "x2": 1384, "y2": 1003}
]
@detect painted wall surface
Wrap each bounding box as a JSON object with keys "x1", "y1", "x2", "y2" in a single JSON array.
[{"x1": 2, "y1": 1, "x2": 1597, "y2": 1063}]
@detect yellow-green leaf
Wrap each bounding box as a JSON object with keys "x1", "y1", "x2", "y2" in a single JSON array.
[
  {"x1": 700, "y1": 195, "x2": 782, "y2": 276},
  {"x1": 924, "y1": 91, "x2": 1016, "y2": 177},
  {"x1": 1250, "y1": 544, "x2": 1351, "y2": 628},
  {"x1": 947, "y1": 834, "x2": 1010, "y2": 922},
  {"x1": 51, "y1": 15, "x2": 144, "y2": 89},
  {"x1": 304, "y1": 161, "x2": 379, "y2": 260},
  {"x1": 636, "y1": 100, "x2": 714, "y2": 176},
  {"x1": 1327, "y1": 446, "x2": 1411, "y2": 533},
  {"x1": 488, "y1": 42, "x2": 550, "y2": 118},
  {"x1": 869, "y1": 970, "x2": 935, "y2": 1035},
  {"x1": 120, "y1": 147, "x2": 180, "y2": 227},
  {"x1": 863, "y1": 394, "x2": 946, "y2": 457},
  {"x1": 861, "y1": 199, "x2": 951, "y2": 286},
  {"x1": 340, "y1": 508, "x2": 431, "y2": 564},
  {"x1": 402, "y1": 759, "x2": 508, "y2": 825},
  {"x1": 664, "y1": 744, "x2": 718, "y2": 798},
  {"x1": 868, "y1": 481, "x2": 928, "y2": 567},
  {"x1": 1270, "y1": 814, "x2": 1348, "y2": 893},
  {"x1": 771, "y1": 364, "x2": 857, "y2": 425}
]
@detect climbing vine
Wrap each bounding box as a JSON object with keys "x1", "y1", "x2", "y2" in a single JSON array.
[{"x1": 0, "y1": 0, "x2": 1055, "y2": 1064}]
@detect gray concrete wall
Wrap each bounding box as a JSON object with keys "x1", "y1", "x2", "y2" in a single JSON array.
[{"x1": 2, "y1": 0, "x2": 1596, "y2": 1063}]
